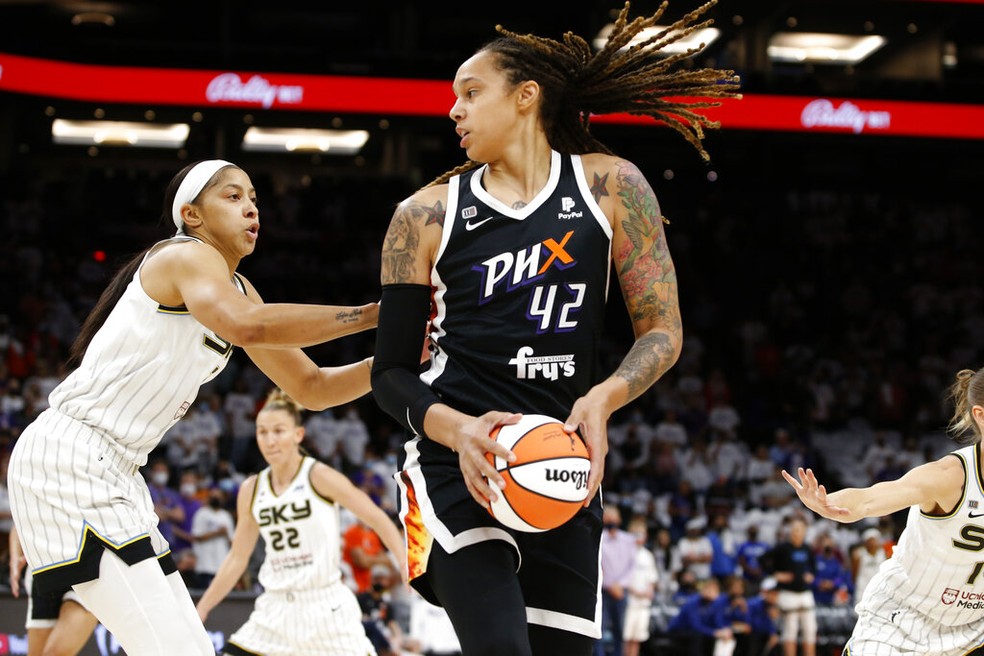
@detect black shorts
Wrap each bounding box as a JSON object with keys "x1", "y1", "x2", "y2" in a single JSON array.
[{"x1": 398, "y1": 447, "x2": 603, "y2": 639}]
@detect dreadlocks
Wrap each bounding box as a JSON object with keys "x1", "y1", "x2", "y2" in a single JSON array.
[{"x1": 426, "y1": 0, "x2": 741, "y2": 188}]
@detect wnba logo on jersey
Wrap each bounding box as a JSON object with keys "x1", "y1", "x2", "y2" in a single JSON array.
[{"x1": 509, "y1": 346, "x2": 576, "y2": 380}]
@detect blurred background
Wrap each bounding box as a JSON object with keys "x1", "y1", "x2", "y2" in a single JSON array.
[{"x1": 1, "y1": 1, "x2": 983, "y2": 654}]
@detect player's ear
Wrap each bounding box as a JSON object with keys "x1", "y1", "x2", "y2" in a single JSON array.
[{"x1": 516, "y1": 80, "x2": 540, "y2": 113}]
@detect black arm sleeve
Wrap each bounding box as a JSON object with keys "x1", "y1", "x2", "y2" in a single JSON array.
[{"x1": 370, "y1": 283, "x2": 442, "y2": 438}]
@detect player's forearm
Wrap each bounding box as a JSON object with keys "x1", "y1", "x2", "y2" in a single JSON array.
[
  {"x1": 610, "y1": 328, "x2": 682, "y2": 404},
  {"x1": 233, "y1": 302, "x2": 378, "y2": 349},
  {"x1": 196, "y1": 554, "x2": 249, "y2": 616}
]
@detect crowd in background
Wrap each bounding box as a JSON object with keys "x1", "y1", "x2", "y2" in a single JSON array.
[{"x1": 0, "y1": 161, "x2": 981, "y2": 654}]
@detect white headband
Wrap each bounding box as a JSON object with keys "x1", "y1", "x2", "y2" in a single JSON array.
[{"x1": 171, "y1": 159, "x2": 235, "y2": 234}]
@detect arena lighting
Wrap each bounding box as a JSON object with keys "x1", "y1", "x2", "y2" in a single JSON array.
[
  {"x1": 768, "y1": 32, "x2": 887, "y2": 64},
  {"x1": 241, "y1": 127, "x2": 369, "y2": 153},
  {"x1": 591, "y1": 24, "x2": 720, "y2": 54},
  {"x1": 51, "y1": 119, "x2": 189, "y2": 147}
]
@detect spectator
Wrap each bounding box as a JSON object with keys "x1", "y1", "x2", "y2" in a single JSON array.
[
  {"x1": 667, "y1": 577, "x2": 734, "y2": 656},
  {"x1": 337, "y1": 404, "x2": 370, "y2": 474},
  {"x1": 653, "y1": 408, "x2": 688, "y2": 448},
  {"x1": 223, "y1": 376, "x2": 258, "y2": 473},
  {"x1": 746, "y1": 577, "x2": 782, "y2": 656},
  {"x1": 172, "y1": 468, "x2": 205, "y2": 553},
  {"x1": 191, "y1": 488, "x2": 235, "y2": 588},
  {"x1": 623, "y1": 516, "x2": 658, "y2": 656},
  {"x1": 407, "y1": 592, "x2": 462, "y2": 656},
  {"x1": 736, "y1": 524, "x2": 770, "y2": 592},
  {"x1": 145, "y1": 458, "x2": 184, "y2": 550},
  {"x1": 652, "y1": 526, "x2": 683, "y2": 604},
  {"x1": 679, "y1": 516, "x2": 714, "y2": 581},
  {"x1": 343, "y1": 517, "x2": 397, "y2": 595},
  {"x1": 812, "y1": 533, "x2": 851, "y2": 606},
  {"x1": 851, "y1": 527, "x2": 886, "y2": 604},
  {"x1": 767, "y1": 516, "x2": 817, "y2": 656},
  {"x1": 304, "y1": 406, "x2": 342, "y2": 467},
  {"x1": 707, "y1": 512, "x2": 739, "y2": 581},
  {"x1": 596, "y1": 505, "x2": 638, "y2": 656}
]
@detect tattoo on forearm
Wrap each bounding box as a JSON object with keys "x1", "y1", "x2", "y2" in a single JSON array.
[
  {"x1": 615, "y1": 332, "x2": 676, "y2": 401},
  {"x1": 335, "y1": 308, "x2": 362, "y2": 324},
  {"x1": 380, "y1": 199, "x2": 444, "y2": 284}
]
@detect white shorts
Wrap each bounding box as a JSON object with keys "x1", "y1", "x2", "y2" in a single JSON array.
[
  {"x1": 847, "y1": 596, "x2": 984, "y2": 655},
  {"x1": 8, "y1": 410, "x2": 169, "y2": 592},
  {"x1": 225, "y1": 582, "x2": 376, "y2": 656},
  {"x1": 622, "y1": 597, "x2": 652, "y2": 642}
]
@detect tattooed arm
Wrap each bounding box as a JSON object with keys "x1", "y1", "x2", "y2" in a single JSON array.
[
  {"x1": 566, "y1": 155, "x2": 683, "y2": 504},
  {"x1": 373, "y1": 186, "x2": 521, "y2": 509}
]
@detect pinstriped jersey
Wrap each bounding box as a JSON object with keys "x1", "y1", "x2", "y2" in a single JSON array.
[
  {"x1": 251, "y1": 457, "x2": 342, "y2": 591},
  {"x1": 420, "y1": 151, "x2": 612, "y2": 433},
  {"x1": 864, "y1": 441, "x2": 984, "y2": 626},
  {"x1": 48, "y1": 237, "x2": 241, "y2": 465}
]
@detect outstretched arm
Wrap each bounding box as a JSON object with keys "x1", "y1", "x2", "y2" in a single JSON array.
[
  {"x1": 567, "y1": 158, "x2": 682, "y2": 506},
  {"x1": 782, "y1": 455, "x2": 965, "y2": 523},
  {"x1": 311, "y1": 463, "x2": 406, "y2": 581}
]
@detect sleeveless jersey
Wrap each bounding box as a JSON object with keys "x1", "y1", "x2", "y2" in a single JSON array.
[
  {"x1": 864, "y1": 442, "x2": 984, "y2": 626},
  {"x1": 251, "y1": 457, "x2": 342, "y2": 592},
  {"x1": 421, "y1": 150, "x2": 612, "y2": 432},
  {"x1": 48, "y1": 237, "x2": 241, "y2": 464}
]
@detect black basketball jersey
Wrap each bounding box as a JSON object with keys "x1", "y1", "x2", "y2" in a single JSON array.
[{"x1": 422, "y1": 150, "x2": 613, "y2": 423}]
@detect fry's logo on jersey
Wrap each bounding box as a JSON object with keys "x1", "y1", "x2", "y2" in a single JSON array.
[
  {"x1": 258, "y1": 499, "x2": 312, "y2": 526},
  {"x1": 473, "y1": 231, "x2": 576, "y2": 303},
  {"x1": 509, "y1": 346, "x2": 576, "y2": 380}
]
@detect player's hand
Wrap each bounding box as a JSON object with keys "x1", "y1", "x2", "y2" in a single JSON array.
[
  {"x1": 454, "y1": 411, "x2": 521, "y2": 509},
  {"x1": 9, "y1": 555, "x2": 26, "y2": 598},
  {"x1": 782, "y1": 467, "x2": 852, "y2": 520},
  {"x1": 564, "y1": 391, "x2": 612, "y2": 507}
]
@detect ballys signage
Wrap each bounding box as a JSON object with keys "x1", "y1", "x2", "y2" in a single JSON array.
[
  {"x1": 801, "y1": 98, "x2": 891, "y2": 134},
  {"x1": 205, "y1": 73, "x2": 303, "y2": 109}
]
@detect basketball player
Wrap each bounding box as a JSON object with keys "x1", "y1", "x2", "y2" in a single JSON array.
[
  {"x1": 7, "y1": 159, "x2": 380, "y2": 656},
  {"x1": 196, "y1": 388, "x2": 405, "y2": 656},
  {"x1": 783, "y1": 367, "x2": 984, "y2": 655},
  {"x1": 370, "y1": 2, "x2": 740, "y2": 654},
  {"x1": 9, "y1": 525, "x2": 99, "y2": 656}
]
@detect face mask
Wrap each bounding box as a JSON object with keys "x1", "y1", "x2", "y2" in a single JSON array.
[
  {"x1": 180, "y1": 483, "x2": 197, "y2": 497},
  {"x1": 372, "y1": 582, "x2": 386, "y2": 593},
  {"x1": 151, "y1": 472, "x2": 169, "y2": 487},
  {"x1": 209, "y1": 498, "x2": 222, "y2": 509},
  {"x1": 603, "y1": 522, "x2": 619, "y2": 531}
]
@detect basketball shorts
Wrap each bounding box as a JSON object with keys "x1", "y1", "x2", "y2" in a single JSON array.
[
  {"x1": 24, "y1": 570, "x2": 86, "y2": 630},
  {"x1": 846, "y1": 591, "x2": 984, "y2": 656},
  {"x1": 8, "y1": 409, "x2": 174, "y2": 595},
  {"x1": 224, "y1": 582, "x2": 376, "y2": 656},
  {"x1": 396, "y1": 437, "x2": 604, "y2": 639}
]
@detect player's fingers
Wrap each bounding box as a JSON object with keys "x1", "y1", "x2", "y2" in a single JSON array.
[
  {"x1": 463, "y1": 473, "x2": 490, "y2": 509},
  {"x1": 781, "y1": 470, "x2": 801, "y2": 489}
]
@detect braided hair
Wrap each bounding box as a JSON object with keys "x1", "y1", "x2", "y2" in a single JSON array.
[{"x1": 426, "y1": 0, "x2": 741, "y2": 188}]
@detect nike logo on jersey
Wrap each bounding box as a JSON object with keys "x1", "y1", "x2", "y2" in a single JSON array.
[
  {"x1": 969, "y1": 511, "x2": 984, "y2": 518},
  {"x1": 464, "y1": 216, "x2": 495, "y2": 231}
]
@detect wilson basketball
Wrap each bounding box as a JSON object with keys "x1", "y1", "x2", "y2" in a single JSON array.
[{"x1": 486, "y1": 414, "x2": 591, "y2": 532}]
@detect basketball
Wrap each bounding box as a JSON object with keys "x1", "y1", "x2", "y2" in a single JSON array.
[{"x1": 486, "y1": 414, "x2": 591, "y2": 532}]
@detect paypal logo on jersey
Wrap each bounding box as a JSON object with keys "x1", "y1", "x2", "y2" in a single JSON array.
[
  {"x1": 558, "y1": 196, "x2": 582, "y2": 220},
  {"x1": 473, "y1": 231, "x2": 576, "y2": 303}
]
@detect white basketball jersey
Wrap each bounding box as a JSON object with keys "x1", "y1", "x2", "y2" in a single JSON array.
[
  {"x1": 251, "y1": 457, "x2": 342, "y2": 592},
  {"x1": 865, "y1": 442, "x2": 984, "y2": 626},
  {"x1": 48, "y1": 238, "x2": 240, "y2": 464}
]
